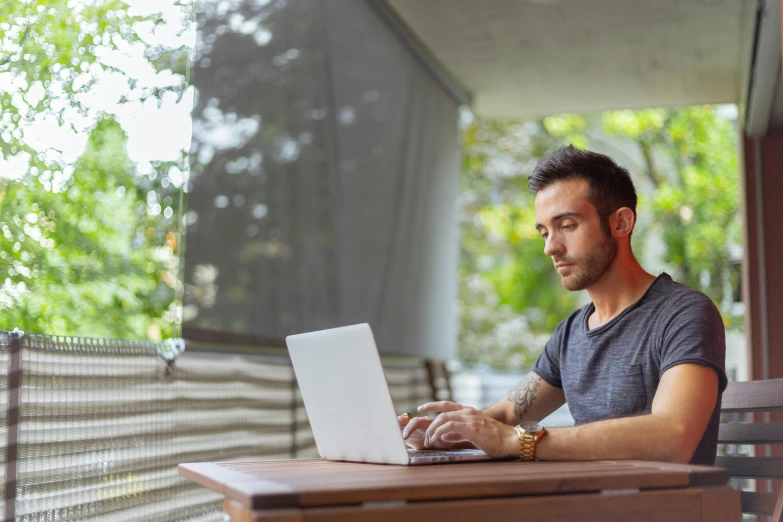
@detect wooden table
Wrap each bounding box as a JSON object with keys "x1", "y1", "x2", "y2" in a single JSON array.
[{"x1": 179, "y1": 459, "x2": 741, "y2": 522}]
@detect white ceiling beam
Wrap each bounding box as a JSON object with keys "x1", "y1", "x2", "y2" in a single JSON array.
[{"x1": 745, "y1": 0, "x2": 782, "y2": 137}]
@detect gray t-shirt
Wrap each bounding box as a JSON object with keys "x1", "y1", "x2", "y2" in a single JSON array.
[{"x1": 532, "y1": 273, "x2": 727, "y2": 465}]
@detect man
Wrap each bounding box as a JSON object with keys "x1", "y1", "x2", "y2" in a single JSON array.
[{"x1": 400, "y1": 146, "x2": 726, "y2": 465}]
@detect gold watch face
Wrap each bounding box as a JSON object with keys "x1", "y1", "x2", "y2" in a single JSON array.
[{"x1": 517, "y1": 421, "x2": 544, "y2": 434}]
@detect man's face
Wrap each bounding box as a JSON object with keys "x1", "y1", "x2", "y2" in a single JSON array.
[{"x1": 534, "y1": 178, "x2": 618, "y2": 291}]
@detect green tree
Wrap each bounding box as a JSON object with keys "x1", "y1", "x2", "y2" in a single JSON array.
[
  {"x1": 603, "y1": 107, "x2": 741, "y2": 323},
  {"x1": 0, "y1": 0, "x2": 190, "y2": 339},
  {"x1": 1, "y1": 116, "x2": 181, "y2": 338},
  {"x1": 459, "y1": 119, "x2": 578, "y2": 368},
  {"x1": 459, "y1": 106, "x2": 741, "y2": 368},
  {"x1": 543, "y1": 108, "x2": 741, "y2": 318}
]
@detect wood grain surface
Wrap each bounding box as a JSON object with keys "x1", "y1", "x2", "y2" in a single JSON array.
[{"x1": 179, "y1": 458, "x2": 729, "y2": 510}]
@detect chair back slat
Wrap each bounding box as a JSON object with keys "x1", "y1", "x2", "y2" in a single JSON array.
[
  {"x1": 719, "y1": 378, "x2": 783, "y2": 521},
  {"x1": 715, "y1": 456, "x2": 783, "y2": 479},
  {"x1": 722, "y1": 379, "x2": 783, "y2": 412},
  {"x1": 741, "y1": 491, "x2": 779, "y2": 516},
  {"x1": 719, "y1": 422, "x2": 783, "y2": 444},
  {"x1": 425, "y1": 359, "x2": 452, "y2": 401}
]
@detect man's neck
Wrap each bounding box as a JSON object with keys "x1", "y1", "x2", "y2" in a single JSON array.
[{"x1": 586, "y1": 255, "x2": 656, "y2": 329}]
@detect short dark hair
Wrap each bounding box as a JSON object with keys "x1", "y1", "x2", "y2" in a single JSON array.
[{"x1": 528, "y1": 146, "x2": 637, "y2": 233}]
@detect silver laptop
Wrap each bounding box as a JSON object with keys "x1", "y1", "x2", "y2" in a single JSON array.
[{"x1": 285, "y1": 323, "x2": 496, "y2": 465}]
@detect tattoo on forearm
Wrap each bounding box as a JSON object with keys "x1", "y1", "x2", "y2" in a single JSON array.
[{"x1": 507, "y1": 373, "x2": 542, "y2": 422}]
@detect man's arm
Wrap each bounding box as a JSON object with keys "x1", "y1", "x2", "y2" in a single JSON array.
[
  {"x1": 423, "y1": 363, "x2": 718, "y2": 461},
  {"x1": 402, "y1": 371, "x2": 564, "y2": 451},
  {"x1": 483, "y1": 371, "x2": 566, "y2": 425},
  {"x1": 535, "y1": 363, "x2": 719, "y2": 463}
]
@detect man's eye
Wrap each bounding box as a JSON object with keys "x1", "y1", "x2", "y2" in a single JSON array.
[
  {"x1": 562, "y1": 224, "x2": 576, "y2": 230},
  {"x1": 540, "y1": 233, "x2": 548, "y2": 239}
]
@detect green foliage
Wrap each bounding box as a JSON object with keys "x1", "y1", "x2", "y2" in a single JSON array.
[
  {"x1": 602, "y1": 106, "x2": 741, "y2": 323},
  {"x1": 459, "y1": 105, "x2": 741, "y2": 368},
  {"x1": 1, "y1": 116, "x2": 183, "y2": 339},
  {"x1": 459, "y1": 120, "x2": 578, "y2": 368},
  {"x1": 0, "y1": 1, "x2": 188, "y2": 340}
]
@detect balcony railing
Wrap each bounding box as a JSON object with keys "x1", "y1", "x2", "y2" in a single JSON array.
[{"x1": 0, "y1": 330, "x2": 432, "y2": 521}]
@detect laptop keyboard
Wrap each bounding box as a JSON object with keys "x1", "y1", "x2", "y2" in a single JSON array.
[
  {"x1": 409, "y1": 451, "x2": 462, "y2": 457},
  {"x1": 408, "y1": 449, "x2": 486, "y2": 457}
]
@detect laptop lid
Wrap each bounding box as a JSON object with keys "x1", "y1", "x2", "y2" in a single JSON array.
[{"x1": 285, "y1": 323, "x2": 410, "y2": 465}]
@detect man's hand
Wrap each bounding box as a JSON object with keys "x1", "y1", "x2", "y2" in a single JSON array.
[
  {"x1": 419, "y1": 401, "x2": 518, "y2": 458},
  {"x1": 398, "y1": 414, "x2": 453, "y2": 450}
]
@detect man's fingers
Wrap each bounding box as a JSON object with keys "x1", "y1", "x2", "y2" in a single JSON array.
[
  {"x1": 402, "y1": 416, "x2": 433, "y2": 439},
  {"x1": 430, "y1": 421, "x2": 470, "y2": 446},
  {"x1": 423, "y1": 408, "x2": 477, "y2": 442},
  {"x1": 418, "y1": 401, "x2": 463, "y2": 413},
  {"x1": 422, "y1": 410, "x2": 459, "y2": 441},
  {"x1": 397, "y1": 415, "x2": 411, "y2": 428},
  {"x1": 441, "y1": 431, "x2": 466, "y2": 443}
]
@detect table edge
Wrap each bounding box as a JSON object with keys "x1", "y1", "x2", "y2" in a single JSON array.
[{"x1": 178, "y1": 459, "x2": 729, "y2": 510}]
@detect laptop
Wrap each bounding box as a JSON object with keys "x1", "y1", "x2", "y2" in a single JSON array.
[{"x1": 285, "y1": 323, "x2": 497, "y2": 465}]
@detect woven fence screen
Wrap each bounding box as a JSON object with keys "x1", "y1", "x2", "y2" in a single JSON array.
[
  {"x1": 1, "y1": 332, "x2": 10, "y2": 520},
  {"x1": 1, "y1": 332, "x2": 431, "y2": 521}
]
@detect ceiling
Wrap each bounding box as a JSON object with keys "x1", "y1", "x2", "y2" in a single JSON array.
[{"x1": 385, "y1": 0, "x2": 759, "y2": 119}]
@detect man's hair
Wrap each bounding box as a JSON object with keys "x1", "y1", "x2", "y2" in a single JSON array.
[{"x1": 528, "y1": 146, "x2": 637, "y2": 234}]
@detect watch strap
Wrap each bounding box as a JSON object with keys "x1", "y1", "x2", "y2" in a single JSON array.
[{"x1": 515, "y1": 425, "x2": 541, "y2": 461}]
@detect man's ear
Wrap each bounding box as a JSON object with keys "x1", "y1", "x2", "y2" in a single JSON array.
[{"x1": 610, "y1": 207, "x2": 635, "y2": 239}]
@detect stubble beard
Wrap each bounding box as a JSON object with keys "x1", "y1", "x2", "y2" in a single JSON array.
[{"x1": 557, "y1": 233, "x2": 618, "y2": 291}]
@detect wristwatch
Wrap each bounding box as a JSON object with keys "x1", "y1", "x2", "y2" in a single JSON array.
[{"x1": 515, "y1": 421, "x2": 547, "y2": 461}]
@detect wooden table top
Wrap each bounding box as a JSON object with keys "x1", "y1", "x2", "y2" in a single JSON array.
[{"x1": 179, "y1": 459, "x2": 729, "y2": 511}]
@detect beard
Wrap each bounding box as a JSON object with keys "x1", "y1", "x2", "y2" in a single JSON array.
[{"x1": 555, "y1": 233, "x2": 618, "y2": 291}]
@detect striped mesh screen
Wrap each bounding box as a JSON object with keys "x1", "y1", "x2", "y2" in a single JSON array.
[
  {"x1": 1, "y1": 332, "x2": 431, "y2": 521},
  {"x1": 1, "y1": 332, "x2": 9, "y2": 520}
]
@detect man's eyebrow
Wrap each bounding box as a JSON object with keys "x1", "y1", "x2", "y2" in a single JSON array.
[{"x1": 535, "y1": 212, "x2": 581, "y2": 232}]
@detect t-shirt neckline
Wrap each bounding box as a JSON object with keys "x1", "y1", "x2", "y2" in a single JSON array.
[{"x1": 583, "y1": 272, "x2": 670, "y2": 335}]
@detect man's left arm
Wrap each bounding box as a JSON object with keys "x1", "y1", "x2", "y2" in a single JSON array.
[{"x1": 535, "y1": 362, "x2": 718, "y2": 463}]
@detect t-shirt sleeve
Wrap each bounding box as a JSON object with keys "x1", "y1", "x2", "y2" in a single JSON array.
[
  {"x1": 658, "y1": 293, "x2": 728, "y2": 393},
  {"x1": 532, "y1": 323, "x2": 565, "y2": 389}
]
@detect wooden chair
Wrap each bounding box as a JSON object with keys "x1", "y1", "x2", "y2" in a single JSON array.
[
  {"x1": 716, "y1": 378, "x2": 783, "y2": 521},
  {"x1": 425, "y1": 359, "x2": 453, "y2": 402}
]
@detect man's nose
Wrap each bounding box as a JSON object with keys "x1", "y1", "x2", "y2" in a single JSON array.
[{"x1": 544, "y1": 234, "x2": 563, "y2": 257}]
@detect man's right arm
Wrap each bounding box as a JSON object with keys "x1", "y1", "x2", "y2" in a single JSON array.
[
  {"x1": 482, "y1": 371, "x2": 566, "y2": 425},
  {"x1": 400, "y1": 371, "x2": 565, "y2": 449}
]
